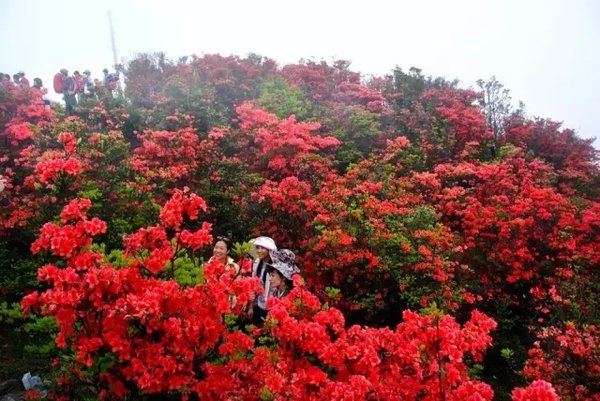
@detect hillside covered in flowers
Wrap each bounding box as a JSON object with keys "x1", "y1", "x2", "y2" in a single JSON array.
[{"x1": 1, "y1": 53, "x2": 598, "y2": 401}]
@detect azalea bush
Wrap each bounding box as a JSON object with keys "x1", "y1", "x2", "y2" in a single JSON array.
[
  {"x1": 523, "y1": 323, "x2": 600, "y2": 400},
  {"x1": 21, "y1": 192, "x2": 504, "y2": 401},
  {"x1": 1, "y1": 52, "x2": 598, "y2": 400}
]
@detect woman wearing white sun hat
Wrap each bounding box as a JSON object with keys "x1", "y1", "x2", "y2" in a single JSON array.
[
  {"x1": 245, "y1": 236, "x2": 276, "y2": 323},
  {"x1": 250, "y1": 236, "x2": 277, "y2": 287}
]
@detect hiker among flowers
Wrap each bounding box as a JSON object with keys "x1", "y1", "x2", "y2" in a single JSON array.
[
  {"x1": 60, "y1": 68, "x2": 76, "y2": 114},
  {"x1": 82, "y1": 70, "x2": 94, "y2": 98},
  {"x1": 208, "y1": 236, "x2": 240, "y2": 276},
  {"x1": 266, "y1": 249, "x2": 299, "y2": 298},
  {"x1": 73, "y1": 71, "x2": 84, "y2": 103},
  {"x1": 253, "y1": 248, "x2": 300, "y2": 324},
  {"x1": 244, "y1": 236, "x2": 277, "y2": 322},
  {"x1": 250, "y1": 236, "x2": 277, "y2": 287},
  {"x1": 18, "y1": 71, "x2": 29, "y2": 88}
]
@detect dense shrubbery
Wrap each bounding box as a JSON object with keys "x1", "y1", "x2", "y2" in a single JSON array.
[{"x1": 1, "y1": 53, "x2": 598, "y2": 400}]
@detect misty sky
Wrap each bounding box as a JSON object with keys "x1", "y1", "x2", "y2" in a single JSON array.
[{"x1": 1, "y1": 0, "x2": 598, "y2": 146}]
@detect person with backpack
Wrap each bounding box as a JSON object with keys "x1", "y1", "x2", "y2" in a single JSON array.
[
  {"x1": 59, "y1": 69, "x2": 76, "y2": 114},
  {"x1": 102, "y1": 68, "x2": 110, "y2": 85}
]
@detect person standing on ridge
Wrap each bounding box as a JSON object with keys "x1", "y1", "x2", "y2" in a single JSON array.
[
  {"x1": 60, "y1": 69, "x2": 76, "y2": 114},
  {"x1": 18, "y1": 71, "x2": 29, "y2": 88}
]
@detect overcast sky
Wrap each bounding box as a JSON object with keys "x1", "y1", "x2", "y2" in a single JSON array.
[{"x1": 1, "y1": 0, "x2": 598, "y2": 146}]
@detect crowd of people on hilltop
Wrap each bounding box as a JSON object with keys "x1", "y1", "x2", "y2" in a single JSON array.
[
  {"x1": 55, "y1": 68, "x2": 120, "y2": 114},
  {"x1": 208, "y1": 236, "x2": 301, "y2": 325},
  {"x1": 1, "y1": 68, "x2": 120, "y2": 115},
  {"x1": 1, "y1": 71, "x2": 50, "y2": 107},
  {"x1": 0, "y1": 71, "x2": 32, "y2": 88}
]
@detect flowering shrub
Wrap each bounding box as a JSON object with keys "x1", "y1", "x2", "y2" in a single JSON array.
[
  {"x1": 523, "y1": 323, "x2": 600, "y2": 400},
  {"x1": 21, "y1": 192, "x2": 508, "y2": 400},
  {"x1": 22, "y1": 191, "x2": 259, "y2": 398},
  {"x1": 130, "y1": 128, "x2": 203, "y2": 187},
  {"x1": 2, "y1": 53, "x2": 598, "y2": 400},
  {"x1": 511, "y1": 380, "x2": 560, "y2": 401}
]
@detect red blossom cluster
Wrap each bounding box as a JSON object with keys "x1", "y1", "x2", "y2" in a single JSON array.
[
  {"x1": 422, "y1": 87, "x2": 493, "y2": 160},
  {"x1": 234, "y1": 101, "x2": 340, "y2": 177},
  {"x1": 130, "y1": 128, "x2": 202, "y2": 185},
  {"x1": 22, "y1": 193, "x2": 260, "y2": 399},
  {"x1": 159, "y1": 187, "x2": 208, "y2": 230},
  {"x1": 504, "y1": 118, "x2": 598, "y2": 194},
  {"x1": 122, "y1": 189, "x2": 213, "y2": 273},
  {"x1": 6, "y1": 122, "x2": 35, "y2": 144},
  {"x1": 198, "y1": 288, "x2": 500, "y2": 401},
  {"x1": 423, "y1": 155, "x2": 600, "y2": 308},
  {"x1": 523, "y1": 323, "x2": 600, "y2": 400},
  {"x1": 34, "y1": 157, "x2": 83, "y2": 186},
  {"x1": 30, "y1": 198, "x2": 106, "y2": 258},
  {"x1": 511, "y1": 380, "x2": 560, "y2": 401},
  {"x1": 56, "y1": 131, "x2": 77, "y2": 153}
]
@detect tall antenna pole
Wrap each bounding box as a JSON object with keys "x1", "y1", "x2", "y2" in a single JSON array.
[
  {"x1": 108, "y1": 11, "x2": 118, "y2": 69},
  {"x1": 107, "y1": 10, "x2": 122, "y2": 92}
]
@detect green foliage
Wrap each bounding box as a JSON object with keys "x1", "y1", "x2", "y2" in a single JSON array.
[
  {"x1": 469, "y1": 363, "x2": 485, "y2": 379},
  {"x1": 257, "y1": 78, "x2": 312, "y2": 121},
  {"x1": 498, "y1": 144, "x2": 522, "y2": 159},
  {"x1": 400, "y1": 205, "x2": 437, "y2": 231},
  {"x1": 198, "y1": 164, "x2": 263, "y2": 242},
  {"x1": 159, "y1": 79, "x2": 228, "y2": 132},
  {"x1": 23, "y1": 316, "x2": 58, "y2": 354},
  {"x1": 501, "y1": 348, "x2": 514, "y2": 360},
  {"x1": 481, "y1": 299, "x2": 529, "y2": 399},
  {"x1": 260, "y1": 386, "x2": 275, "y2": 401},
  {"x1": 77, "y1": 184, "x2": 103, "y2": 201},
  {"x1": 374, "y1": 206, "x2": 441, "y2": 310},
  {"x1": 332, "y1": 106, "x2": 383, "y2": 170},
  {"x1": 0, "y1": 302, "x2": 22, "y2": 325},
  {"x1": 390, "y1": 67, "x2": 428, "y2": 107},
  {"x1": 420, "y1": 301, "x2": 444, "y2": 320},
  {"x1": 100, "y1": 247, "x2": 135, "y2": 269},
  {"x1": 0, "y1": 237, "x2": 45, "y2": 303},
  {"x1": 231, "y1": 241, "x2": 253, "y2": 259},
  {"x1": 0, "y1": 303, "x2": 58, "y2": 355},
  {"x1": 172, "y1": 255, "x2": 204, "y2": 287},
  {"x1": 384, "y1": 66, "x2": 456, "y2": 109},
  {"x1": 95, "y1": 352, "x2": 119, "y2": 373},
  {"x1": 223, "y1": 313, "x2": 238, "y2": 330},
  {"x1": 0, "y1": 303, "x2": 57, "y2": 380},
  {"x1": 324, "y1": 286, "x2": 340, "y2": 299}
]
